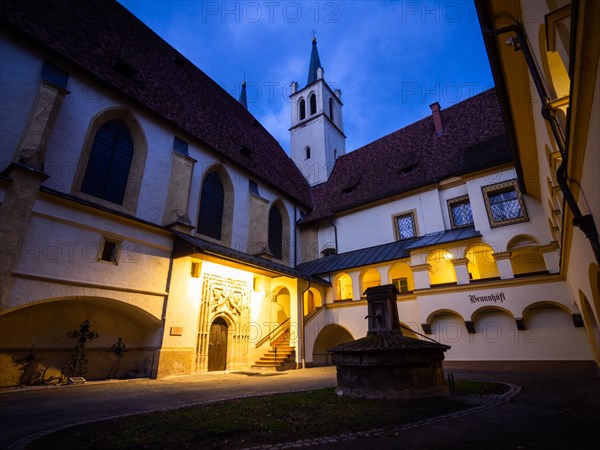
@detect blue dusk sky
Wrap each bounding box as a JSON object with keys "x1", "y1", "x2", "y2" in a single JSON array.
[{"x1": 119, "y1": 1, "x2": 494, "y2": 153}]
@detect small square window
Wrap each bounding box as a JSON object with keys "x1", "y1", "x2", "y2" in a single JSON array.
[
  {"x1": 448, "y1": 195, "x2": 474, "y2": 229},
  {"x1": 99, "y1": 239, "x2": 119, "y2": 264},
  {"x1": 482, "y1": 179, "x2": 528, "y2": 228},
  {"x1": 392, "y1": 277, "x2": 409, "y2": 293},
  {"x1": 394, "y1": 213, "x2": 416, "y2": 240}
]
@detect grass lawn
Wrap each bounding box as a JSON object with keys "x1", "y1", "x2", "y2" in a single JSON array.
[{"x1": 30, "y1": 382, "x2": 508, "y2": 449}]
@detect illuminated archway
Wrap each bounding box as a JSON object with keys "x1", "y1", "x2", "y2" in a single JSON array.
[
  {"x1": 466, "y1": 243, "x2": 500, "y2": 280},
  {"x1": 388, "y1": 262, "x2": 414, "y2": 293},
  {"x1": 334, "y1": 273, "x2": 353, "y2": 301},
  {"x1": 312, "y1": 324, "x2": 353, "y2": 365},
  {"x1": 303, "y1": 288, "x2": 322, "y2": 316},
  {"x1": 361, "y1": 268, "x2": 381, "y2": 296},
  {"x1": 507, "y1": 235, "x2": 547, "y2": 276},
  {"x1": 427, "y1": 249, "x2": 456, "y2": 285}
]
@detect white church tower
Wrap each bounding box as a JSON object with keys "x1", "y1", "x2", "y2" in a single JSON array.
[{"x1": 290, "y1": 38, "x2": 346, "y2": 186}]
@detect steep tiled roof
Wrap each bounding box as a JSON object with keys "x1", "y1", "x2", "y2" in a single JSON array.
[
  {"x1": 304, "y1": 88, "x2": 513, "y2": 222},
  {"x1": 0, "y1": 0, "x2": 312, "y2": 207}
]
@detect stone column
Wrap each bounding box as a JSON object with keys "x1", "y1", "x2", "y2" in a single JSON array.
[
  {"x1": 451, "y1": 258, "x2": 471, "y2": 285},
  {"x1": 0, "y1": 78, "x2": 68, "y2": 308},
  {"x1": 350, "y1": 271, "x2": 361, "y2": 300},
  {"x1": 163, "y1": 151, "x2": 197, "y2": 234},
  {"x1": 410, "y1": 263, "x2": 431, "y2": 290},
  {"x1": 539, "y1": 242, "x2": 560, "y2": 274},
  {"x1": 376, "y1": 265, "x2": 389, "y2": 285},
  {"x1": 493, "y1": 251, "x2": 515, "y2": 279}
]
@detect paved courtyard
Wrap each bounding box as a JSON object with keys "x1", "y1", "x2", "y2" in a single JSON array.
[{"x1": 1, "y1": 365, "x2": 599, "y2": 449}]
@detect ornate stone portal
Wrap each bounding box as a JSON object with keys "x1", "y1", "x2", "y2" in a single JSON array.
[
  {"x1": 196, "y1": 274, "x2": 250, "y2": 371},
  {"x1": 331, "y1": 284, "x2": 450, "y2": 399}
]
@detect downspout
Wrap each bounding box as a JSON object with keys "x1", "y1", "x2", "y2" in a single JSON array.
[
  {"x1": 487, "y1": 22, "x2": 600, "y2": 265},
  {"x1": 299, "y1": 280, "x2": 311, "y2": 369},
  {"x1": 153, "y1": 240, "x2": 176, "y2": 378},
  {"x1": 294, "y1": 206, "x2": 298, "y2": 267}
]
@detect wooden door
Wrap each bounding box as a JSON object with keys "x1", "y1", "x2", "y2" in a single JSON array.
[{"x1": 208, "y1": 317, "x2": 228, "y2": 371}]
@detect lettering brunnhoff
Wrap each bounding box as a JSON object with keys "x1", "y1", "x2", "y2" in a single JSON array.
[{"x1": 469, "y1": 292, "x2": 506, "y2": 304}]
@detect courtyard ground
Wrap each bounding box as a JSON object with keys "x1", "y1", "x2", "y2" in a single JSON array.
[{"x1": 1, "y1": 364, "x2": 598, "y2": 449}]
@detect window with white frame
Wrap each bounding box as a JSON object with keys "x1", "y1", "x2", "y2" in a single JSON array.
[
  {"x1": 448, "y1": 195, "x2": 474, "y2": 228},
  {"x1": 394, "y1": 212, "x2": 416, "y2": 240},
  {"x1": 482, "y1": 179, "x2": 528, "y2": 227}
]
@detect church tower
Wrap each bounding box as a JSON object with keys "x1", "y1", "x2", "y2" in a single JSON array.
[{"x1": 290, "y1": 38, "x2": 346, "y2": 186}]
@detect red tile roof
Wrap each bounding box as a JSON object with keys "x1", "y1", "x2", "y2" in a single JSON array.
[
  {"x1": 303, "y1": 88, "x2": 513, "y2": 222},
  {"x1": 1, "y1": 1, "x2": 512, "y2": 221},
  {"x1": 0, "y1": 0, "x2": 313, "y2": 207}
]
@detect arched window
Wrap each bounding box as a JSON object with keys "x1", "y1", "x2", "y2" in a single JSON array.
[
  {"x1": 299, "y1": 98, "x2": 306, "y2": 120},
  {"x1": 305, "y1": 146, "x2": 311, "y2": 159},
  {"x1": 361, "y1": 268, "x2": 381, "y2": 294},
  {"x1": 309, "y1": 93, "x2": 317, "y2": 115},
  {"x1": 198, "y1": 172, "x2": 225, "y2": 240},
  {"x1": 81, "y1": 120, "x2": 133, "y2": 205},
  {"x1": 507, "y1": 236, "x2": 547, "y2": 276},
  {"x1": 427, "y1": 249, "x2": 457, "y2": 285},
  {"x1": 335, "y1": 273, "x2": 353, "y2": 301},
  {"x1": 329, "y1": 97, "x2": 334, "y2": 121},
  {"x1": 466, "y1": 244, "x2": 500, "y2": 280},
  {"x1": 269, "y1": 206, "x2": 283, "y2": 260},
  {"x1": 389, "y1": 262, "x2": 414, "y2": 293}
]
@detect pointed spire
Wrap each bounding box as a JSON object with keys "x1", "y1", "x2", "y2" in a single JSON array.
[
  {"x1": 307, "y1": 37, "x2": 322, "y2": 86},
  {"x1": 239, "y1": 80, "x2": 248, "y2": 110}
]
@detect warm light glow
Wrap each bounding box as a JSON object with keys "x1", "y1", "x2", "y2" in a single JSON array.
[{"x1": 444, "y1": 252, "x2": 454, "y2": 261}]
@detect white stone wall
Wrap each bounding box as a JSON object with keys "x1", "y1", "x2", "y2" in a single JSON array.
[
  {"x1": 312, "y1": 167, "x2": 553, "y2": 258},
  {"x1": 304, "y1": 277, "x2": 593, "y2": 362},
  {"x1": 290, "y1": 80, "x2": 346, "y2": 186}
]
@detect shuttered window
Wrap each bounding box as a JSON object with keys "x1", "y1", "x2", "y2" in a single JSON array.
[
  {"x1": 198, "y1": 172, "x2": 224, "y2": 240},
  {"x1": 81, "y1": 120, "x2": 133, "y2": 205},
  {"x1": 268, "y1": 206, "x2": 283, "y2": 260}
]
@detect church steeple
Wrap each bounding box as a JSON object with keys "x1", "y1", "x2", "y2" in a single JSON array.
[
  {"x1": 290, "y1": 38, "x2": 346, "y2": 186},
  {"x1": 239, "y1": 80, "x2": 248, "y2": 110},
  {"x1": 307, "y1": 37, "x2": 322, "y2": 86}
]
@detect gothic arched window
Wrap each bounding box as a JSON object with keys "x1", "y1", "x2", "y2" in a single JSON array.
[
  {"x1": 309, "y1": 93, "x2": 317, "y2": 115},
  {"x1": 299, "y1": 98, "x2": 306, "y2": 120},
  {"x1": 198, "y1": 171, "x2": 225, "y2": 240},
  {"x1": 81, "y1": 120, "x2": 134, "y2": 205},
  {"x1": 329, "y1": 97, "x2": 334, "y2": 121},
  {"x1": 268, "y1": 206, "x2": 283, "y2": 260},
  {"x1": 306, "y1": 146, "x2": 311, "y2": 159}
]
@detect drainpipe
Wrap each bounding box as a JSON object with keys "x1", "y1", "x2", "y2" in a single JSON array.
[
  {"x1": 299, "y1": 280, "x2": 311, "y2": 369},
  {"x1": 487, "y1": 23, "x2": 600, "y2": 265},
  {"x1": 153, "y1": 242, "x2": 176, "y2": 378},
  {"x1": 294, "y1": 206, "x2": 298, "y2": 267}
]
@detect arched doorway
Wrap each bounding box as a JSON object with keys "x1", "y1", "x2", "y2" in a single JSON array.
[
  {"x1": 272, "y1": 287, "x2": 290, "y2": 324},
  {"x1": 207, "y1": 317, "x2": 228, "y2": 371},
  {"x1": 312, "y1": 324, "x2": 353, "y2": 365}
]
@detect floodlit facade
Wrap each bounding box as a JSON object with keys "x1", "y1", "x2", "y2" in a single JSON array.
[
  {"x1": 0, "y1": 0, "x2": 597, "y2": 387},
  {"x1": 475, "y1": 0, "x2": 600, "y2": 364}
]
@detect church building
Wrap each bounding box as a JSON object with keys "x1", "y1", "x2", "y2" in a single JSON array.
[{"x1": 0, "y1": 0, "x2": 597, "y2": 387}]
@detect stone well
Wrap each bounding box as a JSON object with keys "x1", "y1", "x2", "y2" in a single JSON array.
[{"x1": 330, "y1": 284, "x2": 450, "y2": 400}]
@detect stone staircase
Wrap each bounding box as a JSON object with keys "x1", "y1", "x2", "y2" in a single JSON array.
[{"x1": 251, "y1": 323, "x2": 296, "y2": 371}]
